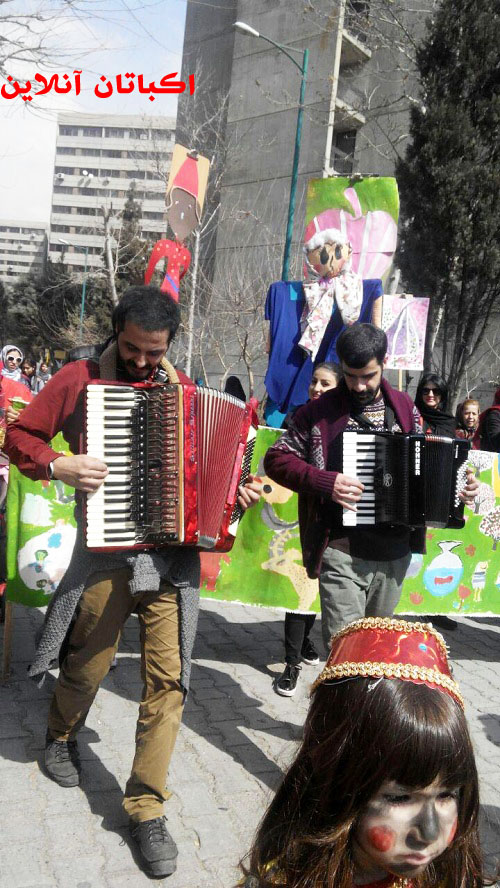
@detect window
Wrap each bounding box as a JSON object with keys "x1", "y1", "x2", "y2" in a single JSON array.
[
  {"x1": 102, "y1": 149, "x2": 121, "y2": 158},
  {"x1": 83, "y1": 126, "x2": 102, "y2": 137},
  {"x1": 345, "y1": 1, "x2": 370, "y2": 42},
  {"x1": 105, "y1": 127, "x2": 125, "y2": 138},
  {"x1": 60, "y1": 125, "x2": 79, "y2": 136},
  {"x1": 82, "y1": 148, "x2": 101, "y2": 157},
  {"x1": 151, "y1": 129, "x2": 172, "y2": 140},
  {"x1": 54, "y1": 185, "x2": 73, "y2": 193},
  {"x1": 58, "y1": 147, "x2": 76, "y2": 155},
  {"x1": 76, "y1": 207, "x2": 98, "y2": 216},
  {"x1": 127, "y1": 169, "x2": 146, "y2": 179},
  {"x1": 53, "y1": 206, "x2": 73, "y2": 213},
  {"x1": 55, "y1": 167, "x2": 75, "y2": 175},
  {"x1": 331, "y1": 130, "x2": 357, "y2": 175}
]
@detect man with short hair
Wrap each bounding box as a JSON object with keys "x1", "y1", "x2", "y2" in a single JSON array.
[
  {"x1": 6, "y1": 285, "x2": 260, "y2": 879},
  {"x1": 264, "y1": 324, "x2": 477, "y2": 692}
]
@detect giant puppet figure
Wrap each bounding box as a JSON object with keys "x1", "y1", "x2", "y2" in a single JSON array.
[
  {"x1": 144, "y1": 145, "x2": 210, "y2": 301},
  {"x1": 264, "y1": 177, "x2": 399, "y2": 421}
]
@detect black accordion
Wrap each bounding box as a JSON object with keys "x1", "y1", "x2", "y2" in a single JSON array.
[{"x1": 342, "y1": 431, "x2": 470, "y2": 529}]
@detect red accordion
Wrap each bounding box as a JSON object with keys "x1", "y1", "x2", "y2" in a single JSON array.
[{"x1": 84, "y1": 381, "x2": 258, "y2": 552}]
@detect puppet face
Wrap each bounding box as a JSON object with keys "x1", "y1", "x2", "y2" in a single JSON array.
[
  {"x1": 306, "y1": 240, "x2": 351, "y2": 279},
  {"x1": 352, "y1": 778, "x2": 459, "y2": 882},
  {"x1": 167, "y1": 187, "x2": 198, "y2": 243}
]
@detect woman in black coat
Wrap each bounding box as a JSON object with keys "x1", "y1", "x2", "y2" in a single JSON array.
[{"x1": 415, "y1": 372, "x2": 457, "y2": 438}]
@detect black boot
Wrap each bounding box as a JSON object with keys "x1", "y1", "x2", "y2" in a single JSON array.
[
  {"x1": 130, "y1": 815, "x2": 178, "y2": 877},
  {"x1": 44, "y1": 734, "x2": 81, "y2": 787}
]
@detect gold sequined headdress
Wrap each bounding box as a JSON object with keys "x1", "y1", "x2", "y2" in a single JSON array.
[{"x1": 311, "y1": 617, "x2": 463, "y2": 708}]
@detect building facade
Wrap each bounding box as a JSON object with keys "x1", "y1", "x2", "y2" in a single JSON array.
[
  {"x1": 0, "y1": 220, "x2": 48, "y2": 285},
  {"x1": 48, "y1": 112, "x2": 176, "y2": 273},
  {"x1": 178, "y1": 0, "x2": 430, "y2": 283}
]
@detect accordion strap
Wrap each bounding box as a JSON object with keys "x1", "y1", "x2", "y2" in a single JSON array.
[
  {"x1": 159, "y1": 356, "x2": 180, "y2": 384},
  {"x1": 98, "y1": 340, "x2": 180, "y2": 384}
]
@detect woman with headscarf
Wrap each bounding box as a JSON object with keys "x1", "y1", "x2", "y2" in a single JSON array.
[
  {"x1": 473, "y1": 387, "x2": 500, "y2": 452},
  {"x1": 1, "y1": 345, "x2": 24, "y2": 383},
  {"x1": 414, "y1": 372, "x2": 457, "y2": 438}
]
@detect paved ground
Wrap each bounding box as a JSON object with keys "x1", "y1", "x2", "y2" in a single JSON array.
[{"x1": 1, "y1": 600, "x2": 499, "y2": 888}]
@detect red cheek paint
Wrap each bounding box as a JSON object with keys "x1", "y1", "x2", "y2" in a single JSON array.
[
  {"x1": 367, "y1": 826, "x2": 396, "y2": 852},
  {"x1": 447, "y1": 818, "x2": 458, "y2": 845}
]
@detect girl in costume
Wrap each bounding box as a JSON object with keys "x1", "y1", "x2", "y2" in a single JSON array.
[
  {"x1": 414, "y1": 374, "x2": 456, "y2": 439},
  {"x1": 241, "y1": 617, "x2": 493, "y2": 887},
  {"x1": 275, "y1": 362, "x2": 339, "y2": 698}
]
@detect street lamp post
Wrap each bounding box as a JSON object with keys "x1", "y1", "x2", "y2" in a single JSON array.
[
  {"x1": 234, "y1": 21, "x2": 308, "y2": 281},
  {"x1": 57, "y1": 238, "x2": 88, "y2": 343},
  {"x1": 79, "y1": 245, "x2": 88, "y2": 343}
]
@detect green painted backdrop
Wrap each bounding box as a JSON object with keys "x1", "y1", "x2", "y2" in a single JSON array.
[{"x1": 6, "y1": 429, "x2": 500, "y2": 615}]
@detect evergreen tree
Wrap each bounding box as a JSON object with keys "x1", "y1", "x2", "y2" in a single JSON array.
[
  {"x1": 115, "y1": 181, "x2": 152, "y2": 291},
  {"x1": 7, "y1": 260, "x2": 112, "y2": 351},
  {"x1": 396, "y1": 0, "x2": 500, "y2": 402}
]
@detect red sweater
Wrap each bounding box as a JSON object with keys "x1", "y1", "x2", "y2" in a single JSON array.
[{"x1": 5, "y1": 358, "x2": 191, "y2": 480}]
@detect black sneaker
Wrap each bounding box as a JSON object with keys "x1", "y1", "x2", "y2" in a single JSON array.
[
  {"x1": 301, "y1": 638, "x2": 320, "y2": 665},
  {"x1": 275, "y1": 664, "x2": 301, "y2": 697},
  {"x1": 44, "y1": 735, "x2": 81, "y2": 787},
  {"x1": 130, "y1": 815, "x2": 178, "y2": 878}
]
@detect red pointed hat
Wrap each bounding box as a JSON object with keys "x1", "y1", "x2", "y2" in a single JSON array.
[{"x1": 311, "y1": 617, "x2": 463, "y2": 708}]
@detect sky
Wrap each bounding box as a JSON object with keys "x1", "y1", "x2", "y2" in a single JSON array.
[{"x1": 0, "y1": 0, "x2": 189, "y2": 224}]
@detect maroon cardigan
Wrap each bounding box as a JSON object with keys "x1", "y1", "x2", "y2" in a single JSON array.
[{"x1": 264, "y1": 378, "x2": 420, "y2": 577}]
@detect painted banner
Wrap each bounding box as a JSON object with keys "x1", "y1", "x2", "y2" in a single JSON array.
[
  {"x1": 201, "y1": 429, "x2": 500, "y2": 616},
  {"x1": 382, "y1": 294, "x2": 430, "y2": 371},
  {"x1": 6, "y1": 434, "x2": 76, "y2": 607},
  {"x1": 305, "y1": 177, "x2": 399, "y2": 281},
  {"x1": 6, "y1": 429, "x2": 500, "y2": 616}
]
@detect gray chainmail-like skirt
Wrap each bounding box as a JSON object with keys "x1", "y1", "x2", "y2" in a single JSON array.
[{"x1": 28, "y1": 520, "x2": 201, "y2": 692}]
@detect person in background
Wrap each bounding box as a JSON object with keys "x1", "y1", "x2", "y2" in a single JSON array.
[
  {"x1": 473, "y1": 387, "x2": 500, "y2": 452},
  {"x1": 1, "y1": 345, "x2": 24, "y2": 383},
  {"x1": 20, "y1": 358, "x2": 36, "y2": 391},
  {"x1": 276, "y1": 362, "x2": 339, "y2": 697},
  {"x1": 224, "y1": 375, "x2": 247, "y2": 402},
  {"x1": 414, "y1": 372, "x2": 457, "y2": 438},
  {"x1": 456, "y1": 398, "x2": 480, "y2": 441},
  {"x1": 240, "y1": 617, "x2": 493, "y2": 888},
  {"x1": 33, "y1": 361, "x2": 52, "y2": 393}
]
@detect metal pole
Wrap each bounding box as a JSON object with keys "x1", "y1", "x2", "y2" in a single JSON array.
[
  {"x1": 79, "y1": 246, "x2": 88, "y2": 343},
  {"x1": 185, "y1": 228, "x2": 200, "y2": 378},
  {"x1": 323, "y1": 0, "x2": 347, "y2": 176},
  {"x1": 282, "y1": 47, "x2": 309, "y2": 281}
]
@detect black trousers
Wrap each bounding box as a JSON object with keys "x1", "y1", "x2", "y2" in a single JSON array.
[{"x1": 284, "y1": 611, "x2": 316, "y2": 665}]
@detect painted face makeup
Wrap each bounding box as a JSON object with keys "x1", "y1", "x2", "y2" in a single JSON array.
[{"x1": 352, "y1": 778, "x2": 459, "y2": 883}]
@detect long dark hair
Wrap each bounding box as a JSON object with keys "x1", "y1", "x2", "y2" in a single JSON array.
[
  {"x1": 241, "y1": 678, "x2": 486, "y2": 888},
  {"x1": 415, "y1": 372, "x2": 449, "y2": 413}
]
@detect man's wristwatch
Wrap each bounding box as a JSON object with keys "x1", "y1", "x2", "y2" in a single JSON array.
[{"x1": 47, "y1": 461, "x2": 55, "y2": 480}]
